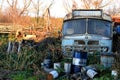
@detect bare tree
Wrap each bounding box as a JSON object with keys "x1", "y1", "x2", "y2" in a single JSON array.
[
  {"x1": 0, "y1": 0, "x2": 4, "y2": 11},
  {"x1": 63, "y1": 0, "x2": 72, "y2": 13},
  {"x1": 72, "y1": 0, "x2": 78, "y2": 9},
  {"x1": 6, "y1": 0, "x2": 32, "y2": 53},
  {"x1": 106, "y1": 0, "x2": 120, "y2": 16},
  {"x1": 80, "y1": 0, "x2": 113, "y2": 9},
  {"x1": 0, "y1": 0, "x2": 4, "y2": 20},
  {"x1": 32, "y1": 0, "x2": 43, "y2": 27},
  {"x1": 6, "y1": 0, "x2": 32, "y2": 25},
  {"x1": 107, "y1": 6, "x2": 120, "y2": 16},
  {"x1": 63, "y1": 0, "x2": 78, "y2": 13},
  {"x1": 31, "y1": 0, "x2": 54, "y2": 33},
  {"x1": 43, "y1": 0, "x2": 54, "y2": 32}
]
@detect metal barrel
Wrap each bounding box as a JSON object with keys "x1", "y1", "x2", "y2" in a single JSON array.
[
  {"x1": 72, "y1": 50, "x2": 87, "y2": 73},
  {"x1": 100, "y1": 53, "x2": 114, "y2": 68}
]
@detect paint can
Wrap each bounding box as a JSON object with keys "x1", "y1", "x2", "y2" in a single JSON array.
[
  {"x1": 72, "y1": 50, "x2": 87, "y2": 73},
  {"x1": 100, "y1": 53, "x2": 114, "y2": 68},
  {"x1": 47, "y1": 70, "x2": 59, "y2": 80},
  {"x1": 86, "y1": 69, "x2": 98, "y2": 79},
  {"x1": 64, "y1": 62, "x2": 71, "y2": 74},
  {"x1": 111, "y1": 70, "x2": 118, "y2": 76},
  {"x1": 44, "y1": 58, "x2": 52, "y2": 68},
  {"x1": 111, "y1": 70, "x2": 118, "y2": 80}
]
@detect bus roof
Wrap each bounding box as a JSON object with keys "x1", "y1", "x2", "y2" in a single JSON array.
[{"x1": 64, "y1": 9, "x2": 112, "y2": 21}]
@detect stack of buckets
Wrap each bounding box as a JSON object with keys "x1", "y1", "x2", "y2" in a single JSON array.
[{"x1": 72, "y1": 50, "x2": 88, "y2": 73}]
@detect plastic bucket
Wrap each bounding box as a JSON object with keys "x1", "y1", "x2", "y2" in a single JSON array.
[
  {"x1": 100, "y1": 53, "x2": 114, "y2": 68},
  {"x1": 72, "y1": 50, "x2": 87, "y2": 73}
]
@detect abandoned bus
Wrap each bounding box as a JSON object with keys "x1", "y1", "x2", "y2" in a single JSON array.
[{"x1": 61, "y1": 9, "x2": 112, "y2": 57}]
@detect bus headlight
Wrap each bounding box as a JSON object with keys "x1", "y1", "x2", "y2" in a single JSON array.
[{"x1": 101, "y1": 47, "x2": 109, "y2": 52}]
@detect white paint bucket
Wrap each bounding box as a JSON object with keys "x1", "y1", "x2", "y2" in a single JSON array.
[
  {"x1": 86, "y1": 69, "x2": 98, "y2": 79},
  {"x1": 64, "y1": 62, "x2": 71, "y2": 74},
  {"x1": 111, "y1": 70, "x2": 118, "y2": 80},
  {"x1": 111, "y1": 70, "x2": 118, "y2": 76},
  {"x1": 49, "y1": 70, "x2": 59, "y2": 78}
]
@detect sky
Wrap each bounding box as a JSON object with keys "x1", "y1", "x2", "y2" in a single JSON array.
[
  {"x1": 49, "y1": 0, "x2": 67, "y2": 17},
  {"x1": 1, "y1": 0, "x2": 68, "y2": 17},
  {"x1": 1, "y1": 0, "x2": 120, "y2": 18},
  {"x1": 47, "y1": 0, "x2": 120, "y2": 17},
  {"x1": 29, "y1": 0, "x2": 69, "y2": 17}
]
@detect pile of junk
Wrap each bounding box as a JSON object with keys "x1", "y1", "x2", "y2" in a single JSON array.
[{"x1": 41, "y1": 50, "x2": 117, "y2": 80}]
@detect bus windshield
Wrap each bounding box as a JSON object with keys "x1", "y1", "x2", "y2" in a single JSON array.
[{"x1": 62, "y1": 19, "x2": 112, "y2": 37}]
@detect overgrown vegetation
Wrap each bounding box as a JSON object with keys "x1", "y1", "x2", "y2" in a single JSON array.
[
  {"x1": 0, "y1": 35, "x2": 62, "y2": 79},
  {"x1": 0, "y1": 34, "x2": 120, "y2": 80}
]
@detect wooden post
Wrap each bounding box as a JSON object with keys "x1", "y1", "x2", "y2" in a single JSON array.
[{"x1": 7, "y1": 41, "x2": 11, "y2": 53}]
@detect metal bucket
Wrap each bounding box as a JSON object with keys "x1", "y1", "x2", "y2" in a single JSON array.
[
  {"x1": 72, "y1": 50, "x2": 87, "y2": 73},
  {"x1": 86, "y1": 69, "x2": 98, "y2": 79},
  {"x1": 64, "y1": 62, "x2": 71, "y2": 74},
  {"x1": 48, "y1": 70, "x2": 59, "y2": 79},
  {"x1": 100, "y1": 53, "x2": 114, "y2": 68},
  {"x1": 44, "y1": 58, "x2": 52, "y2": 68}
]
